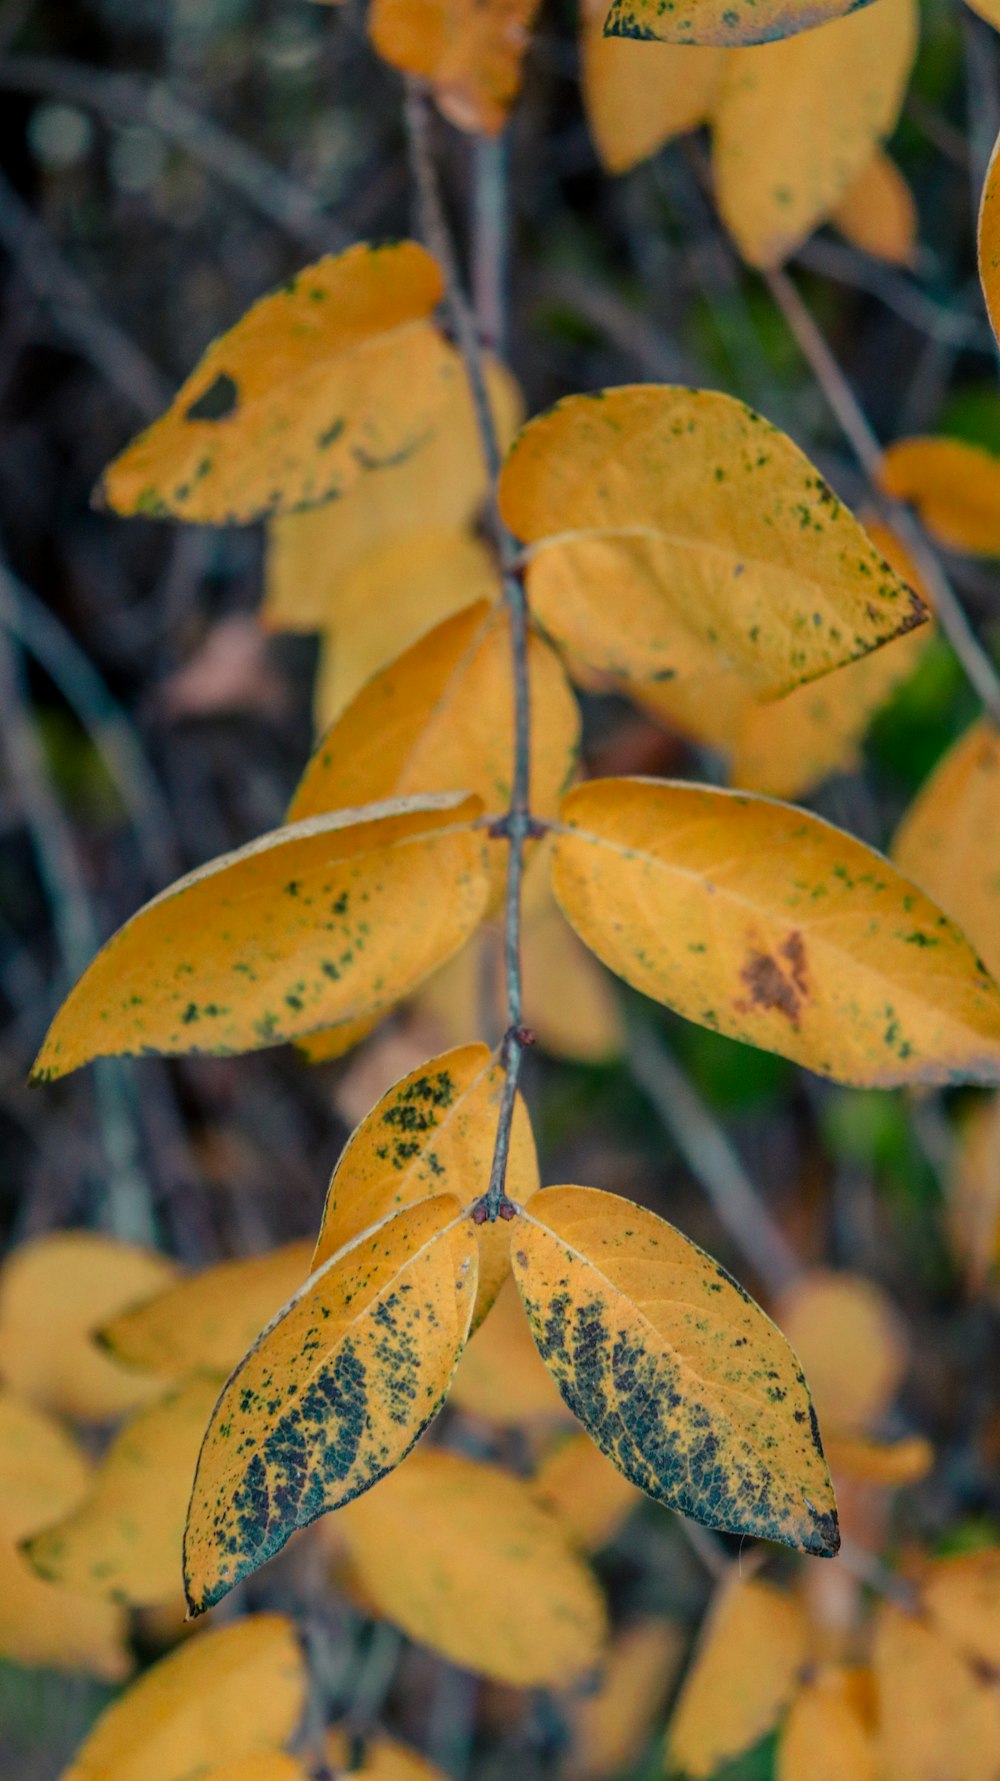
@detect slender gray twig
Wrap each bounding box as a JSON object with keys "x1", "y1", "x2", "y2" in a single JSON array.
[{"x1": 472, "y1": 134, "x2": 509, "y2": 357}]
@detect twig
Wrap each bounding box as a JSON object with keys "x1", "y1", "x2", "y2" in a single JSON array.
[
  {"x1": 765, "y1": 264, "x2": 1000, "y2": 727},
  {"x1": 404, "y1": 80, "x2": 533, "y2": 1223},
  {"x1": 472, "y1": 134, "x2": 508, "y2": 357}
]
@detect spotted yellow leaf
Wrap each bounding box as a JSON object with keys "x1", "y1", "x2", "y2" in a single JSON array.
[
  {"x1": 603, "y1": 0, "x2": 879, "y2": 44},
  {"x1": 184, "y1": 1196, "x2": 478, "y2": 1613},
  {"x1": 776, "y1": 1270, "x2": 907, "y2": 1435},
  {"x1": 711, "y1": 0, "x2": 916, "y2": 267},
  {"x1": 340, "y1": 1448, "x2": 607, "y2": 1684},
  {"x1": 833, "y1": 148, "x2": 917, "y2": 266},
  {"x1": 99, "y1": 242, "x2": 461, "y2": 523},
  {"x1": 498, "y1": 386, "x2": 926, "y2": 697},
  {"x1": 580, "y1": 0, "x2": 725, "y2": 174},
  {"x1": 778, "y1": 1667, "x2": 878, "y2": 1781},
  {"x1": 824, "y1": 1433, "x2": 933, "y2": 1486},
  {"x1": 668, "y1": 1577, "x2": 808, "y2": 1777},
  {"x1": 60, "y1": 1613, "x2": 307, "y2": 1781},
  {"x1": 893, "y1": 721, "x2": 1000, "y2": 983},
  {"x1": 33, "y1": 792, "x2": 490, "y2": 1081},
  {"x1": 370, "y1": 0, "x2": 540, "y2": 133},
  {"x1": 880, "y1": 438, "x2": 1000, "y2": 554},
  {"x1": 874, "y1": 1602, "x2": 1000, "y2": 1781},
  {"x1": 551, "y1": 778, "x2": 1000, "y2": 1085},
  {"x1": 979, "y1": 126, "x2": 1000, "y2": 349}
]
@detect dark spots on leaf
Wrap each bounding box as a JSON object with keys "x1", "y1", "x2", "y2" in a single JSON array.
[{"x1": 185, "y1": 372, "x2": 239, "y2": 423}]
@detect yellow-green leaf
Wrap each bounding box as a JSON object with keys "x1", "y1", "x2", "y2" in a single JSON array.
[
  {"x1": 497, "y1": 386, "x2": 926, "y2": 698},
  {"x1": 59, "y1": 1613, "x2": 307, "y2": 1781},
  {"x1": 99, "y1": 242, "x2": 459, "y2": 523},
  {"x1": 580, "y1": 0, "x2": 725, "y2": 174},
  {"x1": 184, "y1": 1196, "x2": 478, "y2": 1613},
  {"x1": 511, "y1": 1185, "x2": 839, "y2": 1555},
  {"x1": 893, "y1": 720, "x2": 1000, "y2": 983},
  {"x1": 879, "y1": 438, "x2": 1000, "y2": 555},
  {"x1": 667, "y1": 1577, "x2": 808, "y2": 1777},
  {"x1": 551, "y1": 777, "x2": 1000, "y2": 1086},
  {"x1": 603, "y1": 0, "x2": 878, "y2": 46},
  {"x1": 340, "y1": 1448, "x2": 607, "y2": 1685},
  {"x1": 33, "y1": 792, "x2": 489, "y2": 1082}
]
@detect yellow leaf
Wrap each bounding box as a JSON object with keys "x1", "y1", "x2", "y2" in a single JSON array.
[
  {"x1": 0, "y1": 1536, "x2": 130, "y2": 1681},
  {"x1": 603, "y1": 0, "x2": 879, "y2": 45},
  {"x1": 580, "y1": 0, "x2": 725, "y2": 175},
  {"x1": 874, "y1": 1601, "x2": 1000, "y2": 1781},
  {"x1": 100, "y1": 242, "x2": 459, "y2": 524},
  {"x1": 711, "y1": 0, "x2": 917, "y2": 269},
  {"x1": 0, "y1": 1232, "x2": 177, "y2": 1420},
  {"x1": 824, "y1": 1433, "x2": 933, "y2": 1486},
  {"x1": 922, "y1": 1547, "x2": 1000, "y2": 1671},
  {"x1": 667, "y1": 1577, "x2": 808, "y2": 1777},
  {"x1": 511, "y1": 1185, "x2": 839, "y2": 1555},
  {"x1": 948, "y1": 1092, "x2": 1000, "y2": 1291},
  {"x1": 451, "y1": 1274, "x2": 568, "y2": 1422},
  {"x1": 833, "y1": 148, "x2": 917, "y2": 266},
  {"x1": 26, "y1": 1376, "x2": 221, "y2": 1606},
  {"x1": 979, "y1": 125, "x2": 1000, "y2": 349},
  {"x1": 880, "y1": 437, "x2": 1000, "y2": 554},
  {"x1": 778, "y1": 1666, "x2": 877, "y2": 1781},
  {"x1": 298, "y1": 1008, "x2": 385, "y2": 1066},
  {"x1": 967, "y1": 0, "x2": 1000, "y2": 25},
  {"x1": 497, "y1": 385, "x2": 926, "y2": 697},
  {"x1": 561, "y1": 1617, "x2": 685, "y2": 1779},
  {"x1": 340, "y1": 1448, "x2": 607, "y2": 1685},
  {"x1": 532, "y1": 1431, "x2": 640, "y2": 1551},
  {"x1": 59, "y1": 1613, "x2": 307, "y2": 1781},
  {"x1": 551, "y1": 777, "x2": 1000, "y2": 1086},
  {"x1": 204, "y1": 1759, "x2": 310, "y2": 1781},
  {"x1": 33, "y1": 792, "x2": 490, "y2": 1082},
  {"x1": 776, "y1": 1270, "x2": 907, "y2": 1434},
  {"x1": 0, "y1": 1389, "x2": 91, "y2": 1540},
  {"x1": 312, "y1": 1042, "x2": 536, "y2": 1323},
  {"x1": 326, "y1": 1726, "x2": 447, "y2": 1779},
  {"x1": 369, "y1": 0, "x2": 540, "y2": 133},
  {"x1": 893, "y1": 720, "x2": 1000, "y2": 986},
  {"x1": 100, "y1": 1241, "x2": 314, "y2": 1380},
  {"x1": 184, "y1": 1196, "x2": 478, "y2": 1613}
]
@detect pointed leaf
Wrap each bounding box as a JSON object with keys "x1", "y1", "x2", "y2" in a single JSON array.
[
  {"x1": 551, "y1": 777, "x2": 1000, "y2": 1085},
  {"x1": 879, "y1": 437, "x2": 1000, "y2": 554},
  {"x1": 33, "y1": 792, "x2": 489, "y2": 1082},
  {"x1": 498, "y1": 386, "x2": 926, "y2": 697},
  {"x1": 580, "y1": 1, "x2": 724, "y2": 174},
  {"x1": 184, "y1": 1196, "x2": 478, "y2": 1612},
  {"x1": 979, "y1": 126, "x2": 1000, "y2": 350},
  {"x1": 667, "y1": 1577, "x2": 808, "y2": 1777},
  {"x1": 511, "y1": 1185, "x2": 839, "y2": 1555},
  {"x1": 603, "y1": 0, "x2": 880, "y2": 46},
  {"x1": 833, "y1": 149, "x2": 917, "y2": 266},
  {"x1": 369, "y1": 0, "x2": 540, "y2": 133}
]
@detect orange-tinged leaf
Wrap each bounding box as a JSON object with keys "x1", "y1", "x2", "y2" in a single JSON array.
[
  {"x1": 100, "y1": 242, "x2": 458, "y2": 524},
  {"x1": 511, "y1": 1186, "x2": 840, "y2": 1556},
  {"x1": 0, "y1": 1390, "x2": 91, "y2": 1539},
  {"x1": 824, "y1": 1433, "x2": 933, "y2": 1486},
  {"x1": 369, "y1": 0, "x2": 540, "y2": 133},
  {"x1": 451, "y1": 1274, "x2": 568, "y2": 1422},
  {"x1": 874, "y1": 1601, "x2": 1000, "y2": 1781},
  {"x1": 498, "y1": 386, "x2": 926, "y2": 698},
  {"x1": 184, "y1": 1197, "x2": 478, "y2": 1613},
  {"x1": 948, "y1": 1092, "x2": 1000, "y2": 1290},
  {"x1": 204, "y1": 1759, "x2": 310, "y2": 1781},
  {"x1": 667, "y1": 1577, "x2": 808, "y2": 1777},
  {"x1": 833, "y1": 148, "x2": 917, "y2": 265},
  {"x1": 532, "y1": 1431, "x2": 640, "y2": 1551},
  {"x1": 880, "y1": 437, "x2": 1000, "y2": 554},
  {"x1": 0, "y1": 1536, "x2": 130, "y2": 1681},
  {"x1": 59, "y1": 1613, "x2": 307, "y2": 1781},
  {"x1": 32, "y1": 792, "x2": 490, "y2": 1081},
  {"x1": 551, "y1": 777, "x2": 1000, "y2": 1086},
  {"x1": 603, "y1": 0, "x2": 879, "y2": 45},
  {"x1": 100, "y1": 1241, "x2": 314, "y2": 1380},
  {"x1": 580, "y1": 0, "x2": 724, "y2": 174},
  {"x1": 776, "y1": 1270, "x2": 908, "y2": 1434},
  {"x1": 922, "y1": 1547, "x2": 1000, "y2": 1670},
  {"x1": 711, "y1": 0, "x2": 917, "y2": 268},
  {"x1": 312, "y1": 1042, "x2": 536, "y2": 1324},
  {"x1": 778, "y1": 1666, "x2": 878, "y2": 1780},
  {"x1": 561, "y1": 1617, "x2": 685, "y2": 1779},
  {"x1": 326, "y1": 1726, "x2": 447, "y2": 1779},
  {"x1": 0, "y1": 1233, "x2": 177, "y2": 1420},
  {"x1": 893, "y1": 720, "x2": 1000, "y2": 981},
  {"x1": 980, "y1": 126, "x2": 1000, "y2": 350},
  {"x1": 26, "y1": 1376, "x2": 221, "y2": 1606},
  {"x1": 340, "y1": 1448, "x2": 607, "y2": 1685}
]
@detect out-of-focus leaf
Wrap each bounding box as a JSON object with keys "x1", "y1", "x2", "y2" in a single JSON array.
[
  {"x1": 824, "y1": 1433, "x2": 933, "y2": 1486},
  {"x1": 369, "y1": 0, "x2": 540, "y2": 132},
  {"x1": 833, "y1": 149, "x2": 917, "y2": 266},
  {"x1": 776, "y1": 1270, "x2": 908, "y2": 1434},
  {"x1": 948, "y1": 1092, "x2": 1000, "y2": 1290},
  {"x1": 450, "y1": 1274, "x2": 568, "y2": 1422},
  {"x1": 561, "y1": 1617, "x2": 685, "y2": 1779},
  {"x1": 893, "y1": 719, "x2": 1000, "y2": 981},
  {"x1": 532, "y1": 1431, "x2": 640, "y2": 1551},
  {"x1": 922, "y1": 1547, "x2": 1000, "y2": 1670},
  {"x1": 580, "y1": 0, "x2": 724, "y2": 173},
  {"x1": 880, "y1": 437, "x2": 1000, "y2": 554},
  {"x1": 667, "y1": 1577, "x2": 808, "y2": 1778},
  {"x1": 777, "y1": 1666, "x2": 877, "y2": 1780},
  {"x1": 874, "y1": 1602, "x2": 1000, "y2": 1780}
]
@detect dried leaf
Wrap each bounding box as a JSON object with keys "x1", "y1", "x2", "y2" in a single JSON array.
[
  {"x1": 551, "y1": 777, "x2": 1000, "y2": 1086},
  {"x1": 580, "y1": 0, "x2": 724, "y2": 174},
  {"x1": 603, "y1": 0, "x2": 879, "y2": 45},
  {"x1": 0, "y1": 1233, "x2": 177, "y2": 1420},
  {"x1": 833, "y1": 148, "x2": 917, "y2": 266},
  {"x1": 922, "y1": 1547, "x2": 1000, "y2": 1670},
  {"x1": 711, "y1": 0, "x2": 917, "y2": 268},
  {"x1": 874, "y1": 1601, "x2": 1000, "y2": 1781},
  {"x1": 33, "y1": 792, "x2": 490, "y2": 1081},
  {"x1": 776, "y1": 1270, "x2": 908, "y2": 1434},
  {"x1": 340, "y1": 1448, "x2": 607, "y2": 1685},
  {"x1": 100, "y1": 242, "x2": 459, "y2": 523},
  {"x1": 369, "y1": 0, "x2": 540, "y2": 133},
  {"x1": 532, "y1": 1430, "x2": 640, "y2": 1550},
  {"x1": 778, "y1": 1666, "x2": 878, "y2": 1780},
  {"x1": 184, "y1": 1197, "x2": 478, "y2": 1613},
  {"x1": 451, "y1": 1274, "x2": 567, "y2": 1422},
  {"x1": 512, "y1": 1185, "x2": 839, "y2": 1555},
  {"x1": 893, "y1": 720, "x2": 1000, "y2": 982},
  {"x1": 667, "y1": 1577, "x2": 808, "y2": 1777},
  {"x1": 880, "y1": 438, "x2": 1000, "y2": 554},
  {"x1": 59, "y1": 1613, "x2": 307, "y2": 1781},
  {"x1": 561, "y1": 1617, "x2": 685, "y2": 1779},
  {"x1": 498, "y1": 386, "x2": 926, "y2": 698}
]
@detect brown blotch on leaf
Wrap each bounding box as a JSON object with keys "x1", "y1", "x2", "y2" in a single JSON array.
[
  {"x1": 780, "y1": 930, "x2": 809, "y2": 999},
  {"x1": 738, "y1": 950, "x2": 802, "y2": 1024}
]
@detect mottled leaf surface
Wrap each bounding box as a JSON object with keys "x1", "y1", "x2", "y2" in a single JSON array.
[
  {"x1": 100, "y1": 242, "x2": 459, "y2": 523},
  {"x1": 184, "y1": 1196, "x2": 478, "y2": 1613},
  {"x1": 880, "y1": 437, "x2": 1000, "y2": 554},
  {"x1": 551, "y1": 778, "x2": 1000, "y2": 1085},
  {"x1": 33, "y1": 792, "x2": 489, "y2": 1081},
  {"x1": 603, "y1": 0, "x2": 878, "y2": 45},
  {"x1": 893, "y1": 720, "x2": 1000, "y2": 984},
  {"x1": 370, "y1": 0, "x2": 540, "y2": 132},
  {"x1": 498, "y1": 386, "x2": 925, "y2": 697},
  {"x1": 511, "y1": 1185, "x2": 839, "y2": 1555},
  {"x1": 668, "y1": 1577, "x2": 808, "y2": 1777}
]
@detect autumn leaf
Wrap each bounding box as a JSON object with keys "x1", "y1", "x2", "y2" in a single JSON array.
[
  {"x1": 833, "y1": 149, "x2": 917, "y2": 266},
  {"x1": 184, "y1": 1196, "x2": 478, "y2": 1613},
  {"x1": 778, "y1": 1666, "x2": 878, "y2": 1781},
  {"x1": 602, "y1": 0, "x2": 880, "y2": 46},
  {"x1": 60, "y1": 1613, "x2": 307, "y2": 1781},
  {"x1": 451, "y1": 1274, "x2": 568, "y2": 1422},
  {"x1": 893, "y1": 720, "x2": 1000, "y2": 983},
  {"x1": 339, "y1": 1448, "x2": 607, "y2": 1685},
  {"x1": 561, "y1": 1617, "x2": 684, "y2": 1780},
  {"x1": 880, "y1": 437, "x2": 1000, "y2": 553},
  {"x1": 99, "y1": 242, "x2": 462, "y2": 524},
  {"x1": 203, "y1": 1760, "x2": 310, "y2": 1781},
  {"x1": 0, "y1": 1232, "x2": 177, "y2": 1420},
  {"x1": 551, "y1": 777, "x2": 1000, "y2": 1085},
  {"x1": 922, "y1": 1547, "x2": 1000, "y2": 1670},
  {"x1": 667, "y1": 1577, "x2": 808, "y2": 1777},
  {"x1": 511, "y1": 1185, "x2": 840, "y2": 1556},
  {"x1": 711, "y1": 0, "x2": 917, "y2": 268},
  {"x1": 979, "y1": 125, "x2": 1000, "y2": 349},
  {"x1": 325, "y1": 1726, "x2": 448, "y2": 1780},
  {"x1": 579, "y1": 0, "x2": 724, "y2": 175},
  {"x1": 532, "y1": 1430, "x2": 640, "y2": 1550},
  {"x1": 32, "y1": 792, "x2": 490, "y2": 1081},
  {"x1": 776, "y1": 1270, "x2": 908, "y2": 1435},
  {"x1": 497, "y1": 385, "x2": 926, "y2": 698},
  {"x1": 873, "y1": 1601, "x2": 1000, "y2": 1781},
  {"x1": 948, "y1": 1091, "x2": 1000, "y2": 1290},
  {"x1": 369, "y1": 0, "x2": 540, "y2": 133},
  {"x1": 824, "y1": 1433, "x2": 933, "y2": 1486},
  {"x1": 311, "y1": 1042, "x2": 537, "y2": 1323}
]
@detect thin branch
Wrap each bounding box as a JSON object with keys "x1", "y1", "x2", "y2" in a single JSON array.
[
  {"x1": 472, "y1": 134, "x2": 508, "y2": 358},
  {"x1": 404, "y1": 80, "x2": 533, "y2": 1222}
]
